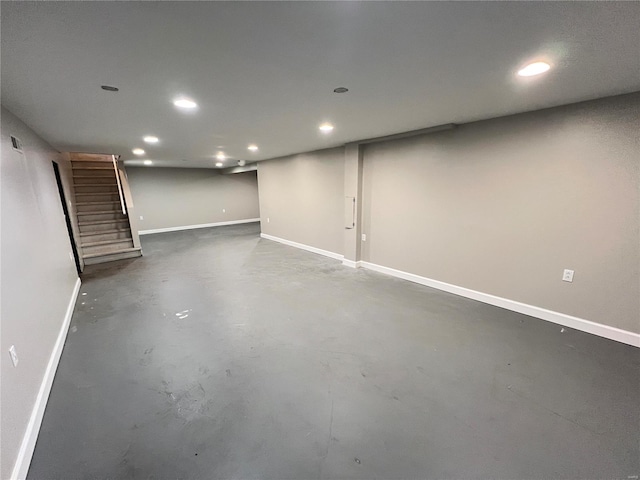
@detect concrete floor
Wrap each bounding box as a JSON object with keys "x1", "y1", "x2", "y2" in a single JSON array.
[{"x1": 29, "y1": 222, "x2": 639, "y2": 479}]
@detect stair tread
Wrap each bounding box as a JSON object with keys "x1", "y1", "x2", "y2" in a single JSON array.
[
  {"x1": 81, "y1": 239, "x2": 133, "y2": 247},
  {"x1": 79, "y1": 228, "x2": 131, "y2": 236},
  {"x1": 73, "y1": 175, "x2": 116, "y2": 178},
  {"x1": 83, "y1": 247, "x2": 141, "y2": 259},
  {"x1": 79, "y1": 219, "x2": 129, "y2": 226},
  {"x1": 76, "y1": 201, "x2": 120, "y2": 206},
  {"x1": 72, "y1": 166, "x2": 115, "y2": 170},
  {"x1": 77, "y1": 210, "x2": 125, "y2": 215}
]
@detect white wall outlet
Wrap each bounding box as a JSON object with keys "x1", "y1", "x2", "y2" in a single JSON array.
[
  {"x1": 9, "y1": 345, "x2": 19, "y2": 367},
  {"x1": 562, "y1": 269, "x2": 574, "y2": 282},
  {"x1": 139, "y1": 215, "x2": 144, "y2": 220},
  {"x1": 361, "y1": 233, "x2": 367, "y2": 242},
  {"x1": 267, "y1": 217, "x2": 270, "y2": 223},
  {"x1": 222, "y1": 208, "x2": 226, "y2": 213}
]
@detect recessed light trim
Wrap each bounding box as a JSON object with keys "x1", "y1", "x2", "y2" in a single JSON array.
[
  {"x1": 101, "y1": 85, "x2": 119, "y2": 92},
  {"x1": 143, "y1": 136, "x2": 159, "y2": 144},
  {"x1": 143, "y1": 160, "x2": 153, "y2": 166},
  {"x1": 215, "y1": 162, "x2": 223, "y2": 167},
  {"x1": 517, "y1": 61, "x2": 551, "y2": 77},
  {"x1": 132, "y1": 148, "x2": 145, "y2": 155},
  {"x1": 247, "y1": 144, "x2": 258, "y2": 152},
  {"x1": 319, "y1": 123, "x2": 334, "y2": 133},
  {"x1": 333, "y1": 87, "x2": 349, "y2": 93},
  {"x1": 173, "y1": 97, "x2": 198, "y2": 109}
]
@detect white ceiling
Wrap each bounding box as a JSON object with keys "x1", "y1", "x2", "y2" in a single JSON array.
[{"x1": 2, "y1": 2, "x2": 639, "y2": 168}]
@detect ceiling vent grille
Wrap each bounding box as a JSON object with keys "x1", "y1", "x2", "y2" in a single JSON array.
[{"x1": 11, "y1": 135, "x2": 23, "y2": 153}]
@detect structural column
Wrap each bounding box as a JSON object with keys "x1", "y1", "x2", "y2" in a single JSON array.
[{"x1": 343, "y1": 143, "x2": 363, "y2": 267}]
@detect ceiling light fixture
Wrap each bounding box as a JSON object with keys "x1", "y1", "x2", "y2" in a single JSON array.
[
  {"x1": 238, "y1": 160, "x2": 246, "y2": 167},
  {"x1": 132, "y1": 148, "x2": 145, "y2": 155},
  {"x1": 101, "y1": 85, "x2": 119, "y2": 92},
  {"x1": 143, "y1": 136, "x2": 159, "y2": 144},
  {"x1": 143, "y1": 160, "x2": 153, "y2": 165},
  {"x1": 517, "y1": 61, "x2": 551, "y2": 77},
  {"x1": 215, "y1": 162, "x2": 223, "y2": 167},
  {"x1": 216, "y1": 152, "x2": 226, "y2": 160},
  {"x1": 319, "y1": 123, "x2": 334, "y2": 133},
  {"x1": 247, "y1": 144, "x2": 258, "y2": 152},
  {"x1": 173, "y1": 97, "x2": 198, "y2": 109},
  {"x1": 333, "y1": 87, "x2": 348, "y2": 93}
]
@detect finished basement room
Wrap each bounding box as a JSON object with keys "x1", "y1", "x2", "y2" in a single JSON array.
[{"x1": 1, "y1": 2, "x2": 639, "y2": 479}]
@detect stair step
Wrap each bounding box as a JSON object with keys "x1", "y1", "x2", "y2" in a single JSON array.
[
  {"x1": 81, "y1": 238, "x2": 133, "y2": 247},
  {"x1": 73, "y1": 183, "x2": 118, "y2": 187},
  {"x1": 83, "y1": 248, "x2": 142, "y2": 265},
  {"x1": 83, "y1": 247, "x2": 141, "y2": 259},
  {"x1": 79, "y1": 219, "x2": 129, "y2": 226},
  {"x1": 73, "y1": 174, "x2": 116, "y2": 178},
  {"x1": 77, "y1": 201, "x2": 120, "y2": 206},
  {"x1": 77, "y1": 210, "x2": 123, "y2": 216},
  {"x1": 72, "y1": 166, "x2": 115, "y2": 170},
  {"x1": 79, "y1": 228, "x2": 131, "y2": 237}
]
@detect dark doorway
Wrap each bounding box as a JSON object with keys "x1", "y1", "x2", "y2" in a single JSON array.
[{"x1": 52, "y1": 161, "x2": 82, "y2": 275}]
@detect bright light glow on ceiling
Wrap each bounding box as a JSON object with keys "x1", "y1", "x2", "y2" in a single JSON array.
[
  {"x1": 132, "y1": 148, "x2": 145, "y2": 155},
  {"x1": 216, "y1": 152, "x2": 226, "y2": 160},
  {"x1": 319, "y1": 123, "x2": 334, "y2": 133},
  {"x1": 173, "y1": 97, "x2": 198, "y2": 109},
  {"x1": 143, "y1": 160, "x2": 153, "y2": 165},
  {"x1": 143, "y1": 136, "x2": 159, "y2": 143},
  {"x1": 215, "y1": 162, "x2": 223, "y2": 167},
  {"x1": 247, "y1": 144, "x2": 258, "y2": 152},
  {"x1": 517, "y1": 61, "x2": 551, "y2": 77}
]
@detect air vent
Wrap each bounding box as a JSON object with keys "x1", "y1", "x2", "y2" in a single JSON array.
[{"x1": 11, "y1": 135, "x2": 23, "y2": 153}]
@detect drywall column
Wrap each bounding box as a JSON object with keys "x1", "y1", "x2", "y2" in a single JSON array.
[{"x1": 343, "y1": 143, "x2": 364, "y2": 267}]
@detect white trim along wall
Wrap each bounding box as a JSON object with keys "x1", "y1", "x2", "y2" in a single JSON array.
[
  {"x1": 139, "y1": 218, "x2": 260, "y2": 235},
  {"x1": 260, "y1": 235, "x2": 640, "y2": 348}
]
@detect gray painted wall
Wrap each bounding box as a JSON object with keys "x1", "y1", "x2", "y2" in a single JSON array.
[
  {"x1": 1, "y1": 107, "x2": 80, "y2": 478},
  {"x1": 256, "y1": 94, "x2": 639, "y2": 334},
  {"x1": 258, "y1": 148, "x2": 345, "y2": 255},
  {"x1": 361, "y1": 93, "x2": 639, "y2": 333},
  {"x1": 127, "y1": 168, "x2": 260, "y2": 231}
]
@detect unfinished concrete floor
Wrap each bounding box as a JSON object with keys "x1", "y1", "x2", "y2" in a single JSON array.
[{"x1": 29, "y1": 222, "x2": 639, "y2": 479}]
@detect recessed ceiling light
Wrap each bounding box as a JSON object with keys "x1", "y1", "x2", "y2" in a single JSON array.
[
  {"x1": 517, "y1": 61, "x2": 551, "y2": 77},
  {"x1": 143, "y1": 160, "x2": 153, "y2": 166},
  {"x1": 247, "y1": 144, "x2": 258, "y2": 152},
  {"x1": 173, "y1": 98, "x2": 198, "y2": 109},
  {"x1": 215, "y1": 162, "x2": 223, "y2": 167},
  {"x1": 216, "y1": 152, "x2": 226, "y2": 160},
  {"x1": 101, "y1": 85, "x2": 119, "y2": 92},
  {"x1": 333, "y1": 87, "x2": 349, "y2": 93},
  {"x1": 143, "y1": 136, "x2": 159, "y2": 144},
  {"x1": 132, "y1": 148, "x2": 145, "y2": 155},
  {"x1": 238, "y1": 160, "x2": 246, "y2": 167},
  {"x1": 319, "y1": 123, "x2": 334, "y2": 133}
]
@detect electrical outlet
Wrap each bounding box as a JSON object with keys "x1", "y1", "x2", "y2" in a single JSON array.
[
  {"x1": 139, "y1": 215, "x2": 144, "y2": 220},
  {"x1": 361, "y1": 233, "x2": 367, "y2": 242},
  {"x1": 267, "y1": 217, "x2": 270, "y2": 223},
  {"x1": 222, "y1": 208, "x2": 226, "y2": 213},
  {"x1": 562, "y1": 269, "x2": 574, "y2": 282},
  {"x1": 9, "y1": 345, "x2": 18, "y2": 367}
]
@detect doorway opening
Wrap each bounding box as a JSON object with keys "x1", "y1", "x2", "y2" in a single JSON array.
[{"x1": 52, "y1": 161, "x2": 82, "y2": 275}]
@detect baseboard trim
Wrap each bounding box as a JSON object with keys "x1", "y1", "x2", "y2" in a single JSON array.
[
  {"x1": 342, "y1": 259, "x2": 362, "y2": 268},
  {"x1": 260, "y1": 233, "x2": 344, "y2": 261},
  {"x1": 139, "y1": 218, "x2": 261, "y2": 235},
  {"x1": 11, "y1": 277, "x2": 82, "y2": 480},
  {"x1": 360, "y1": 261, "x2": 639, "y2": 347}
]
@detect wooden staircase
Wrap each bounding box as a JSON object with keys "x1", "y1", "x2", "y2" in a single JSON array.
[{"x1": 71, "y1": 153, "x2": 142, "y2": 265}]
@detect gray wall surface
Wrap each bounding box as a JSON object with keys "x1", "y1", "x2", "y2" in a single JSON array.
[
  {"x1": 258, "y1": 148, "x2": 345, "y2": 255},
  {"x1": 1, "y1": 106, "x2": 80, "y2": 479},
  {"x1": 361, "y1": 94, "x2": 640, "y2": 333},
  {"x1": 127, "y1": 168, "x2": 260, "y2": 231}
]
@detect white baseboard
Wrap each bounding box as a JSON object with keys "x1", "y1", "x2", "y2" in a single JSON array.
[
  {"x1": 11, "y1": 277, "x2": 82, "y2": 480},
  {"x1": 360, "y1": 261, "x2": 639, "y2": 348},
  {"x1": 260, "y1": 233, "x2": 344, "y2": 261},
  {"x1": 342, "y1": 259, "x2": 362, "y2": 268},
  {"x1": 139, "y1": 218, "x2": 260, "y2": 235}
]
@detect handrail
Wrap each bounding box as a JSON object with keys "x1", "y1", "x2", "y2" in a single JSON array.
[{"x1": 112, "y1": 155, "x2": 127, "y2": 215}]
